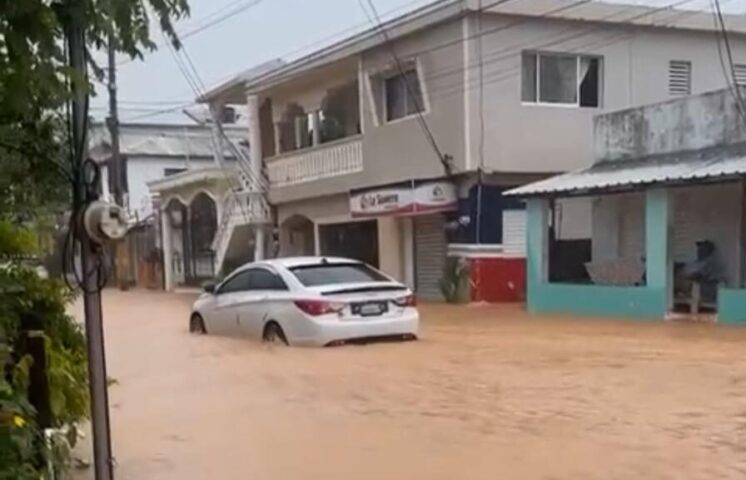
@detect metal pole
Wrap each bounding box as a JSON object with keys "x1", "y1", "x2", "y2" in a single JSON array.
[
  {"x1": 106, "y1": 32, "x2": 122, "y2": 207},
  {"x1": 67, "y1": 17, "x2": 115, "y2": 480}
]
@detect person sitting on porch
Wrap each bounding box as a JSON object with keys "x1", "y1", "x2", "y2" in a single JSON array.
[{"x1": 675, "y1": 240, "x2": 723, "y2": 312}]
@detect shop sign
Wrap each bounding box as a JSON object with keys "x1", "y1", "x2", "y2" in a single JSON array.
[
  {"x1": 350, "y1": 186, "x2": 414, "y2": 217},
  {"x1": 413, "y1": 182, "x2": 457, "y2": 213},
  {"x1": 350, "y1": 181, "x2": 457, "y2": 218}
]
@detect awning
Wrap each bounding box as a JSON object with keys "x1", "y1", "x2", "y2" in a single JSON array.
[{"x1": 506, "y1": 148, "x2": 746, "y2": 197}]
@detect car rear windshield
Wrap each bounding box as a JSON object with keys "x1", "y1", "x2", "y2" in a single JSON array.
[{"x1": 289, "y1": 263, "x2": 390, "y2": 287}]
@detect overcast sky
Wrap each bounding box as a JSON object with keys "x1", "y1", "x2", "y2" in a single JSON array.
[{"x1": 90, "y1": 0, "x2": 744, "y2": 124}]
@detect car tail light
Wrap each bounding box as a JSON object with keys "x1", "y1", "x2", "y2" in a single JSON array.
[
  {"x1": 393, "y1": 294, "x2": 417, "y2": 307},
  {"x1": 294, "y1": 300, "x2": 343, "y2": 316}
]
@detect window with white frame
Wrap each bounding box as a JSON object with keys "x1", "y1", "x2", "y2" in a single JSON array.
[
  {"x1": 384, "y1": 68, "x2": 424, "y2": 121},
  {"x1": 521, "y1": 52, "x2": 602, "y2": 107}
]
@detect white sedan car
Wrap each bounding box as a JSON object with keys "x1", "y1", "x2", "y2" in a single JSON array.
[{"x1": 190, "y1": 257, "x2": 419, "y2": 347}]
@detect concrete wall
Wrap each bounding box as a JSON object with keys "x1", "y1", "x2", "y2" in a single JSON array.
[
  {"x1": 265, "y1": 12, "x2": 746, "y2": 205},
  {"x1": 469, "y1": 13, "x2": 746, "y2": 173},
  {"x1": 591, "y1": 192, "x2": 645, "y2": 262},
  {"x1": 276, "y1": 194, "x2": 350, "y2": 226},
  {"x1": 377, "y1": 216, "x2": 404, "y2": 281},
  {"x1": 360, "y1": 18, "x2": 465, "y2": 185},
  {"x1": 527, "y1": 190, "x2": 671, "y2": 319},
  {"x1": 719, "y1": 288, "x2": 746, "y2": 324},
  {"x1": 556, "y1": 197, "x2": 592, "y2": 240},
  {"x1": 276, "y1": 193, "x2": 405, "y2": 281},
  {"x1": 596, "y1": 88, "x2": 746, "y2": 163},
  {"x1": 266, "y1": 19, "x2": 464, "y2": 205}
]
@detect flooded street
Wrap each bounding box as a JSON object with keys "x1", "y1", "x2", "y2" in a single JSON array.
[{"x1": 85, "y1": 290, "x2": 746, "y2": 479}]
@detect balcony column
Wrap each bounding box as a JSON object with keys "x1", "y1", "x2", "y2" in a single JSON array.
[
  {"x1": 161, "y1": 203, "x2": 174, "y2": 291},
  {"x1": 273, "y1": 122, "x2": 282, "y2": 155},
  {"x1": 311, "y1": 111, "x2": 321, "y2": 146},
  {"x1": 246, "y1": 92, "x2": 266, "y2": 260}
]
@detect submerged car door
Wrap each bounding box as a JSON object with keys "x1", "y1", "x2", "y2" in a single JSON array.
[
  {"x1": 211, "y1": 271, "x2": 253, "y2": 335},
  {"x1": 237, "y1": 267, "x2": 290, "y2": 338}
]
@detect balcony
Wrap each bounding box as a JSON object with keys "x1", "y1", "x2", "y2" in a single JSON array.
[{"x1": 266, "y1": 135, "x2": 363, "y2": 188}]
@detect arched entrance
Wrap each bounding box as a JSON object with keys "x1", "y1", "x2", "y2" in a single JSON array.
[
  {"x1": 187, "y1": 192, "x2": 217, "y2": 283},
  {"x1": 280, "y1": 215, "x2": 315, "y2": 257}
]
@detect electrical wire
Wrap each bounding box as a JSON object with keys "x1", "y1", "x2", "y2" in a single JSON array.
[
  {"x1": 421, "y1": 0, "x2": 716, "y2": 102},
  {"x1": 420, "y1": 0, "x2": 704, "y2": 97},
  {"x1": 358, "y1": 0, "x2": 457, "y2": 176},
  {"x1": 117, "y1": 0, "x2": 266, "y2": 67},
  {"x1": 712, "y1": 0, "x2": 746, "y2": 125},
  {"x1": 120, "y1": 102, "x2": 198, "y2": 122},
  {"x1": 61, "y1": 29, "x2": 111, "y2": 295},
  {"x1": 158, "y1": 27, "x2": 266, "y2": 231},
  {"x1": 476, "y1": 0, "x2": 486, "y2": 244}
]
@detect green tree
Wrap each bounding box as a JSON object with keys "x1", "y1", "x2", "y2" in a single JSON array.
[
  {"x1": 0, "y1": 0, "x2": 190, "y2": 216},
  {"x1": 0, "y1": 1, "x2": 191, "y2": 477}
]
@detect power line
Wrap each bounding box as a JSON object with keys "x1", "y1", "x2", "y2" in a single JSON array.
[
  {"x1": 358, "y1": 0, "x2": 457, "y2": 176},
  {"x1": 118, "y1": 99, "x2": 193, "y2": 105},
  {"x1": 712, "y1": 0, "x2": 746, "y2": 124},
  {"x1": 417, "y1": 0, "x2": 710, "y2": 101},
  {"x1": 418, "y1": 0, "x2": 701, "y2": 93},
  {"x1": 120, "y1": 102, "x2": 197, "y2": 121},
  {"x1": 158, "y1": 27, "x2": 269, "y2": 233},
  {"x1": 118, "y1": 0, "x2": 266, "y2": 67}
]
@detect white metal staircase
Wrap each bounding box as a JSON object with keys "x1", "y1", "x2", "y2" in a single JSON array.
[{"x1": 210, "y1": 125, "x2": 271, "y2": 276}]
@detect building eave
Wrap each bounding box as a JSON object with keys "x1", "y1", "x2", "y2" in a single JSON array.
[
  {"x1": 199, "y1": 0, "x2": 746, "y2": 105},
  {"x1": 147, "y1": 166, "x2": 232, "y2": 193},
  {"x1": 198, "y1": 0, "x2": 463, "y2": 103}
]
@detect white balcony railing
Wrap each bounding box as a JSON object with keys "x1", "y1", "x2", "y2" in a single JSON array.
[{"x1": 266, "y1": 135, "x2": 363, "y2": 188}]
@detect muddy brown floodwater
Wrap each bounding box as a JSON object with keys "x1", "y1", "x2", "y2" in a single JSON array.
[{"x1": 75, "y1": 289, "x2": 746, "y2": 480}]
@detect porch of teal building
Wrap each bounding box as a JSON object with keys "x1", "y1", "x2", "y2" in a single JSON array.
[{"x1": 521, "y1": 182, "x2": 746, "y2": 324}]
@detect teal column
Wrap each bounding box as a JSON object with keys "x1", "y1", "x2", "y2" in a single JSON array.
[
  {"x1": 645, "y1": 188, "x2": 671, "y2": 311},
  {"x1": 526, "y1": 199, "x2": 549, "y2": 310}
]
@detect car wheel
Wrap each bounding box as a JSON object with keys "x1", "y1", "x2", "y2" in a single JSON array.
[
  {"x1": 262, "y1": 321, "x2": 288, "y2": 345},
  {"x1": 190, "y1": 313, "x2": 207, "y2": 335}
]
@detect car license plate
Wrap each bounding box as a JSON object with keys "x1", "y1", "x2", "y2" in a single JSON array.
[{"x1": 353, "y1": 301, "x2": 388, "y2": 317}]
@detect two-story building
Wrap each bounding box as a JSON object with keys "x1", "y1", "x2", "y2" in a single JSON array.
[
  {"x1": 90, "y1": 122, "x2": 246, "y2": 288},
  {"x1": 195, "y1": 0, "x2": 746, "y2": 300}
]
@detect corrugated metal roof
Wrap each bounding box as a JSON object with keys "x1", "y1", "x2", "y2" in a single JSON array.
[
  {"x1": 506, "y1": 148, "x2": 746, "y2": 197},
  {"x1": 89, "y1": 123, "x2": 247, "y2": 161}
]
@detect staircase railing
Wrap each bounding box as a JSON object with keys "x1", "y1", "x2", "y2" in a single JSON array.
[{"x1": 209, "y1": 124, "x2": 272, "y2": 275}]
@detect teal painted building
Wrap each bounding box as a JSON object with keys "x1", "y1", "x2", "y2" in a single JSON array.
[{"x1": 508, "y1": 89, "x2": 746, "y2": 324}]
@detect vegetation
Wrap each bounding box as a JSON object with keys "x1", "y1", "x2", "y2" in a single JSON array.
[
  {"x1": 439, "y1": 257, "x2": 471, "y2": 304},
  {"x1": 0, "y1": 0, "x2": 190, "y2": 476}
]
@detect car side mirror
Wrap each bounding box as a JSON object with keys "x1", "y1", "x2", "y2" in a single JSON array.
[{"x1": 203, "y1": 282, "x2": 216, "y2": 294}]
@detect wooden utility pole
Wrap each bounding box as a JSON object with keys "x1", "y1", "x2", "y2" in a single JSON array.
[{"x1": 107, "y1": 32, "x2": 129, "y2": 289}]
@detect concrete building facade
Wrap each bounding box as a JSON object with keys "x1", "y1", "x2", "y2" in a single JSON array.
[
  {"x1": 197, "y1": 0, "x2": 746, "y2": 301},
  {"x1": 510, "y1": 88, "x2": 746, "y2": 323}
]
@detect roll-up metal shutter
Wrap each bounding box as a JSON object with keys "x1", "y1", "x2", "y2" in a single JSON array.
[
  {"x1": 503, "y1": 209, "x2": 527, "y2": 256},
  {"x1": 414, "y1": 214, "x2": 446, "y2": 301}
]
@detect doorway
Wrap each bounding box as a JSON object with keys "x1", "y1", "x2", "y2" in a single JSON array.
[{"x1": 319, "y1": 220, "x2": 379, "y2": 267}]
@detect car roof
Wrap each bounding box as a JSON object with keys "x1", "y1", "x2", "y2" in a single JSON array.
[{"x1": 238, "y1": 256, "x2": 363, "y2": 271}]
